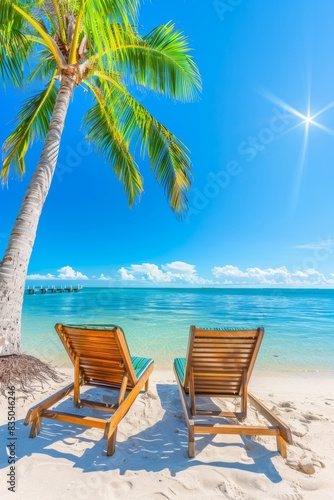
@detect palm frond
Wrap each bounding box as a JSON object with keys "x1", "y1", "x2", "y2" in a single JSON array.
[
  {"x1": 89, "y1": 72, "x2": 192, "y2": 214},
  {"x1": 2, "y1": 78, "x2": 58, "y2": 179},
  {"x1": 83, "y1": 83, "x2": 143, "y2": 205},
  {"x1": 113, "y1": 21, "x2": 202, "y2": 102},
  {"x1": 0, "y1": 1, "x2": 32, "y2": 87},
  {"x1": 50, "y1": 0, "x2": 67, "y2": 43},
  {"x1": 12, "y1": 3, "x2": 66, "y2": 67},
  {"x1": 84, "y1": 9, "x2": 136, "y2": 70},
  {"x1": 87, "y1": 0, "x2": 139, "y2": 25}
]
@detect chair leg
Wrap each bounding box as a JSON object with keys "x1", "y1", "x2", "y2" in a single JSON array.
[
  {"x1": 145, "y1": 379, "x2": 149, "y2": 392},
  {"x1": 73, "y1": 356, "x2": 81, "y2": 407},
  {"x1": 276, "y1": 435, "x2": 287, "y2": 458},
  {"x1": 106, "y1": 428, "x2": 118, "y2": 456},
  {"x1": 188, "y1": 424, "x2": 195, "y2": 458},
  {"x1": 241, "y1": 371, "x2": 248, "y2": 419},
  {"x1": 29, "y1": 416, "x2": 42, "y2": 438}
]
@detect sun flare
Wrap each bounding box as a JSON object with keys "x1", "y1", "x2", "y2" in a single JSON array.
[
  {"x1": 261, "y1": 90, "x2": 334, "y2": 210},
  {"x1": 304, "y1": 114, "x2": 314, "y2": 125}
]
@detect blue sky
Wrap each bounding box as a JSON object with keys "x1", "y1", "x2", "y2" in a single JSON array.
[{"x1": 1, "y1": 0, "x2": 334, "y2": 287}]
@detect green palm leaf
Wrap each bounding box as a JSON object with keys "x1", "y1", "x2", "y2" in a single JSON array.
[
  {"x1": 112, "y1": 21, "x2": 202, "y2": 102},
  {"x1": 2, "y1": 78, "x2": 58, "y2": 179},
  {"x1": 86, "y1": 0, "x2": 139, "y2": 25},
  {"x1": 83, "y1": 9, "x2": 137, "y2": 70},
  {"x1": 83, "y1": 83, "x2": 143, "y2": 205},
  {"x1": 89, "y1": 72, "x2": 192, "y2": 213},
  {"x1": 0, "y1": 1, "x2": 32, "y2": 87}
]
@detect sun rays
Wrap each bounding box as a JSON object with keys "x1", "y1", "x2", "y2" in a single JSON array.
[{"x1": 261, "y1": 89, "x2": 334, "y2": 211}]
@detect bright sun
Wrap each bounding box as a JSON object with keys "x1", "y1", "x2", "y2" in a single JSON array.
[
  {"x1": 262, "y1": 89, "x2": 334, "y2": 134},
  {"x1": 261, "y1": 89, "x2": 334, "y2": 210},
  {"x1": 303, "y1": 114, "x2": 316, "y2": 126}
]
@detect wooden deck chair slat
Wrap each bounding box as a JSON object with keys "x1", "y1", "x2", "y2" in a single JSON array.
[
  {"x1": 68, "y1": 342, "x2": 121, "y2": 350},
  {"x1": 195, "y1": 337, "x2": 257, "y2": 344},
  {"x1": 194, "y1": 344, "x2": 254, "y2": 348},
  {"x1": 197, "y1": 386, "x2": 231, "y2": 393},
  {"x1": 81, "y1": 369, "x2": 125, "y2": 379},
  {"x1": 67, "y1": 337, "x2": 120, "y2": 345},
  {"x1": 194, "y1": 380, "x2": 241, "y2": 387},
  {"x1": 82, "y1": 373, "x2": 129, "y2": 386},
  {"x1": 25, "y1": 323, "x2": 154, "y2": 456},
  {"x1": 72, "y1": 350, "x2": 121, "y2": 357},
  {"x1": 79, "y1": 357, "x2": 124, "y2": 366},
  {"x1": 194, "y1": 338, "x2": 257, "y2": 343},
  {"x1": 194, "y1": 329, "x2": 260, "y2": 338},
  {"x1": 194, "y1": 387, "x2": 239, "y2": 393},
  {"x1": 79, "y1": 369, "x2": 124, "y2": 378},
  {"x1": 83, "y1": 376, "x2": 126, "y2": 386},
  {"x1": 197, "y1": 370, "x2": 244, "y2": 384},
  {"x1": 194, "y1": 376, "x2": 242, "y2": 381},
  {"x1": 192, "y1": 361, "x2": 251, "y2": 367},
  {"x1": 63, "y1": 329, "x2": 116, "y2": 335},
  {"x1": 82, "y1": 366, "x2": 126, "y2": 375},
  {"x1": 193, "y1": 370, "x2": 247, "y2": 376},
  {"x1": 66, "y1": 343, "x2": 121, "y2": 353},
  {"x1": 193, "y1": 350, "x2": 254, "y2": 355},
  {"x1": 193, "y1": 347, "x2": 254, "y2": 353},
  {"x1": 66, "y1": 346, "x2": 121, "y2": 354},
  {"x1": 62, "y1": 326, "x2": 118, "y2": 336},
  {"x1": 81, "y1": 366, "x2": 125, "y2": 374},
  {"x1": 193, "y1": 354, "x2": 253, "y2": 360},
  {"x1": 174, "y1": 326, "x2": 292, "y2": 458},
  {"x1": 73, "y1": 347, "x2": 119, "y2": 356}
]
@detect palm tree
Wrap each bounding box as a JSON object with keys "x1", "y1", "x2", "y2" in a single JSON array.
[{"x1": 0, "y1": 0, "x2": 201, "y2": 387}]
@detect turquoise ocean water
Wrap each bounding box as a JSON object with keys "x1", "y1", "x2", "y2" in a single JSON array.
[{"x1": 22, "y1": 287, "x2": 334, "y2": 372}]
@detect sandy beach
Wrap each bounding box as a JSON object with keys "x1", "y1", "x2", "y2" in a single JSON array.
[{"x1": 1, "y1": 367, "x2": 333, "y2": 499}]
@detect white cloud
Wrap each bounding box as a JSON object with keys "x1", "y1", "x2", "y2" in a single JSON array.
[
  {"x1": 27, "y1": 262, "x2": 334, "y2": 288},
  {"x1": 119, "y1": 261, "x2": 215, "y2": 285},
  {"x1": 212, "y1": 265, "x2": 245, "y2": 278},
  {"x1": 99, "y1": 274, "x2": 112, "y2": 281},
  {"x1": 130, "y1": 263, "x2": 173, "y2": 282},
  {"x1": 212, "y1": 265, "x2": 334, "y2": 286},
  {"x1": 57, "y1": 266, "x2": 88, "y2": 280},
  {"x1": 118, "y1": 267, "x2": 135, "y2": 281},
  {"x1": 27, "y1": 266, "x2": 88, "y2": 281}
]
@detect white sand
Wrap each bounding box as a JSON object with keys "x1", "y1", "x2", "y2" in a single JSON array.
[{"x1": 1, "y1": 367, "x2": 333, "y2": 499}]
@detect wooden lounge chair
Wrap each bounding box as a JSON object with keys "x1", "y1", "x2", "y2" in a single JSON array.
[
  {"x1": 173, "y1": 326, "x2": 292, "y2": 458},
  {"x1": 25, "y1": 323, "x2": 154, "y2": 456}
]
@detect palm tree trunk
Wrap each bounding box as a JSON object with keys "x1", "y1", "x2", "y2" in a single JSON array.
[{"x1": 0, "y1": 75, "x2": 74, "y2": 356}]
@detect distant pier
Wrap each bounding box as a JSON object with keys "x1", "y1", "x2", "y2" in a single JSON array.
[{"x1": 26, "y1": 285, "x2": 83, "y2": 295}]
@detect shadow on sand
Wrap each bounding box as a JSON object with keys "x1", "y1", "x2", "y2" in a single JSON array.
[{"x1": 0, "y1": 383, "x2": 282, "y2": 483}]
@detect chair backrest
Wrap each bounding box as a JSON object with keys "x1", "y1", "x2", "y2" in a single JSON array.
[
  {"x1": 55, "y1": 323, "x2": 137, "y2": 388},
  {"x1": 184, "y1": 326, "x2": 264, "y2": 396}
]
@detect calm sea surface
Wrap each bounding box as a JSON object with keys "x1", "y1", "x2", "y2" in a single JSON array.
[{"x1": 22, "y1": 287, "x2": 334, "y2": 372}]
